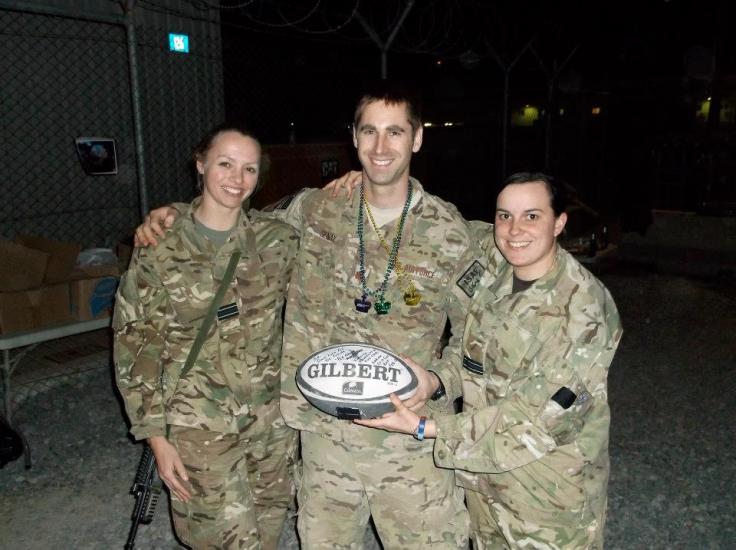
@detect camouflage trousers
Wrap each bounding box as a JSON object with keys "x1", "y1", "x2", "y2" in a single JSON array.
[
  {"x1": 169, "y1": 424, "x2": 296, "y2": 550},
  {"x1": 465, "y1": 488, "x2": 603, "y2": 550},
  {"x1": 297, "y1": 431, "x2": 469, "y2": 549}
]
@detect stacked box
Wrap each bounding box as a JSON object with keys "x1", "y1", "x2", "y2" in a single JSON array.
[
  {"x1": 0, "y1": 241, "x2": 48, "y2": 292},
  {"x1": 0, "y1": 291, "x2": 35, "y2": 334},
  {"x1": 0, "y1": 284, "x2": 72, "y2": 334},
  {"x1": 70, "y1": 277, "x2": 119, "y2": 321},
  {"x1": 15, "y1": 235, "x2": 80, "y2": 284},
  {"x1": 0, "y1": 237, "x2": 120, "y2": 334}
]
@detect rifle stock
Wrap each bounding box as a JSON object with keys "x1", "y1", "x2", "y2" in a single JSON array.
[{"x1": 124, "y1": 444, "x2": 162, "y2": 549}]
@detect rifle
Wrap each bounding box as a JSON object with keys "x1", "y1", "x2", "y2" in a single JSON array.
[{"x1": 124, "y1": 444, "x2": 162, "y2": 549}]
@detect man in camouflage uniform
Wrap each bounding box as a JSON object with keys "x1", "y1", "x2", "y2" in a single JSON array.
[
  {"x1": 359, "y1": 173, "x2": 623, "y2": 549},
  {"x1": 133, "y1": 86, "x2": 482, "y2": 547},
  {"x1": 114, "y1": 194, "x2": 298, "y2": 549},
  {"x1": 271, "y1": 84, "x2": 480, "y2": 548}
]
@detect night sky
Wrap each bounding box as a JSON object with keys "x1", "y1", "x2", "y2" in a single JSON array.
[{"x1": 218, "y1": 0, "x2": 735, "y2": 224}]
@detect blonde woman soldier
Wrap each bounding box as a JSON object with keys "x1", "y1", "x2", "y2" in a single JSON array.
[{"x1": 114, "y1": 124, "x2": 298, "y2": 549}]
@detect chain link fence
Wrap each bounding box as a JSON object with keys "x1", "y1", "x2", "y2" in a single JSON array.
[
  {"x1": 1, "y1": 4, "x2": 224, "y2": 248},
  {"x1": 5, "y1": 1, "x2": 725, "y2": 250},
  {"x1": 650, "y1": 131, "x2": 736, "y2": 214}
]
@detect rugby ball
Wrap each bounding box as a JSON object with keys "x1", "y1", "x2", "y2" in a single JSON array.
[{"x1": 296, "y1": 343, "x2": 418, "y2": 419}]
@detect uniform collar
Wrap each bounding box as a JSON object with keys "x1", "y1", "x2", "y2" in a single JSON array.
[
  {"x1": 348, "y1": 176, "x2": 424, "y2": 208},
  {"x1": 489, "y1": 245, "x2": 568, "y2": 300},
  {"x1": 181, "y1": 196, "x2": 256, "y2": 258},
  {"x1": 346, "y1": 177, "x2": 425, "y2": 237}
]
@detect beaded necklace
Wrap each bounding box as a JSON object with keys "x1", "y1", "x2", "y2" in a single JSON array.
[
  {"x1": 363, "y1": 200, "x2": 422, "y2": 306},
  {"x1": 355, "y1": 181, "x2": 413, "y2": 315}
]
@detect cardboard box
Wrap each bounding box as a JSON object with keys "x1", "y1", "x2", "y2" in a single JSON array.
[
  {"x1": 79, "y1": 264, "x2": 120, "y2": 278},
  {"x1": 69, "y1": 264, "x2": 120, "y2": 280},
  {"x1": 0, "y1": 284, "x2": 73, "y2": 335},
  {"x1": 71, "y1": 277, "x2": 119, "y2": 321},
  {"x1": 28, "y1": 283, "x2": 72, "y2": 326},
  {"x1": 15, "y1": 235, "x2": 81, "y2": 283},
  {"x1": 0, "y1": 290, "x2": 35, "y2": 334},
  {"x1": 0, "y1": 241, "x2": 49, "y2": 291}
]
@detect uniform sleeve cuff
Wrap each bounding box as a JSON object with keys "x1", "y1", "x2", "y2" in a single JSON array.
[
  {"x1": 434, "y1": 413, "x2": 461, "y2": 442},
  {"x1": 130, "y1": 424, "x2": 167, "y2": 442},
  {"x1": 433, "y1": 415, "x2": 462, "y2": 468},
  {"x1": 426, "y1": 360, "x2": 462, "y2": 404}
]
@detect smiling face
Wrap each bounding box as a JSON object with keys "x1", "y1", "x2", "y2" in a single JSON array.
[
  {"x1": 352, "y1": 100, "x2": 423, "y2": 190},
  {"x1": 196, "y1": 130, "x2": 261, "y2": 217},
  {"x1": 494, "y1": 181, "x2": 568, "y2": 281}
]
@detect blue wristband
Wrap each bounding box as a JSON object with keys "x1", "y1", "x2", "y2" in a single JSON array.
[{"x1": 414, "y1": 416, "x2": 427, "y2": 441}]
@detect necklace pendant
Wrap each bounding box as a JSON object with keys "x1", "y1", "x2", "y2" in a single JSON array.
[
  {"x1": 403, "y1": 289, "x2": 422, "y2": 306},
  {"x1": 355, "y1": 295, "x2": 372, "y2": 313},
  {"x1": 374, "y1": 299, "x2": 391, "y2": 315}
]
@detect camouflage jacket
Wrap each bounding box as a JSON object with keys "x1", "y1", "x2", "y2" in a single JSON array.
[
  {"x1": 113, "y1": 198, "x2": 298, "y2": 440},
  {"x1": 434, "y1": 230, "x2": 622, "y2": 544},
  {"x1": 272, "y1": 180, "x2": 485, "y2": 446}
]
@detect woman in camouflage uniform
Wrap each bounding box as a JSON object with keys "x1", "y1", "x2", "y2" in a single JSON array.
[
  {"x1": 358, "y1": 172, "x2": 622, "y2": 549},
  {"x1": 114, "y1": 125, "x2": 298, "y2": 550}
]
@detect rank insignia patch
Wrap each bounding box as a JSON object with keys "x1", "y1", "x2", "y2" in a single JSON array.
[
  {"x1": 456, "y1": 260, "x2": 485, "y2": 297},
  {"x1": 462, "y1": 355, "x2": 484, "y2": 375},
  {"x1": 217, "y1": 302, "x2": 239, "y2": 322}
]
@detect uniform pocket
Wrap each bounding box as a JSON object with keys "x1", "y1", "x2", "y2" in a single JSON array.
[
  {"x1": 171, "y1": 429, "x2": 255, "y2": 549},
  {"x1": 292, "y1": 225, "x2": 335, "y2": 324},
  {"x1": 538, "y1": 375, "x2": 594, "y2": 446},
  {"x1": 481, "y1": 312, "x2": 536, "y2": 400}
]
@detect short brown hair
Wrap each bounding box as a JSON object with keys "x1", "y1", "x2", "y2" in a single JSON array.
[{"x1": 353, "y1": 81, "x2": 422, "y2": 135}]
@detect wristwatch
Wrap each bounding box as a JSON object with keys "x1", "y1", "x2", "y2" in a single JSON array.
[{"x1": 427, "y1": 370, "x2": 446, "y2": 401}]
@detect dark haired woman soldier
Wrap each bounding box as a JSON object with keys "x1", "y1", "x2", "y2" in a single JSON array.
[{"x1": 359, "y1": 172, "x2": 622, "y2": 549}]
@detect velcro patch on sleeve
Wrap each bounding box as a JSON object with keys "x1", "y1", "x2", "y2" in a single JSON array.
[
  {"x1": 456, "y1": 260, "x2": 485, "y2": 297},
  {"x1": 273, "y1": 193, "x2": 297, "y2": 210},
  {"x1": 551, "y1": 386, "x2": 577, "y2": 409},
  {"x1": 270, "y1": 188, "x2": 308, "y2": 211}
]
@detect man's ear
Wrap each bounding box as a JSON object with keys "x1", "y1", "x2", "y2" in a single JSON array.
[
  {"x1": 352, "y1": 125, "x2": 358, "y2": 149},
  {"x1": 196, "y1": 159, "x2": 204, "y2": 175},
  {"x1": 412, "y1": 126, "x2": 424, "y2": 153},
  {"x1": 554, "y1": 212, "x2": 568, "y2": 237}
]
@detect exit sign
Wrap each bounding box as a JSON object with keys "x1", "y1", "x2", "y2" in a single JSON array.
[{"x1": 168, "y1": 33, "x2": 189, "y2": 53}]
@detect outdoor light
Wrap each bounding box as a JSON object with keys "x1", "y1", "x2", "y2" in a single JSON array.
[
  {"x1": 698, "y1": 100, "x2": 710, "y2": 119},
  {"x1": 423, "y1": 122, "x2": 434, "y2": 127},
  {"x1": 591, "y1": 107, "x2": 601, "y2": 115},
  {"x1": 511, "y1": 105, "x2": 539, "y2": 127}
]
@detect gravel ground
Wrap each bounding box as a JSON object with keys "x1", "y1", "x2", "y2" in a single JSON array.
[{"x1": 1, "y1": 263, "x2": 734, "y2": 549}]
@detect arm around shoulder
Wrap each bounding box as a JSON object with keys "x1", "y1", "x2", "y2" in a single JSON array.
[{"x1": 253, "y1": 188, "x2": 319, "y2": 236}]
